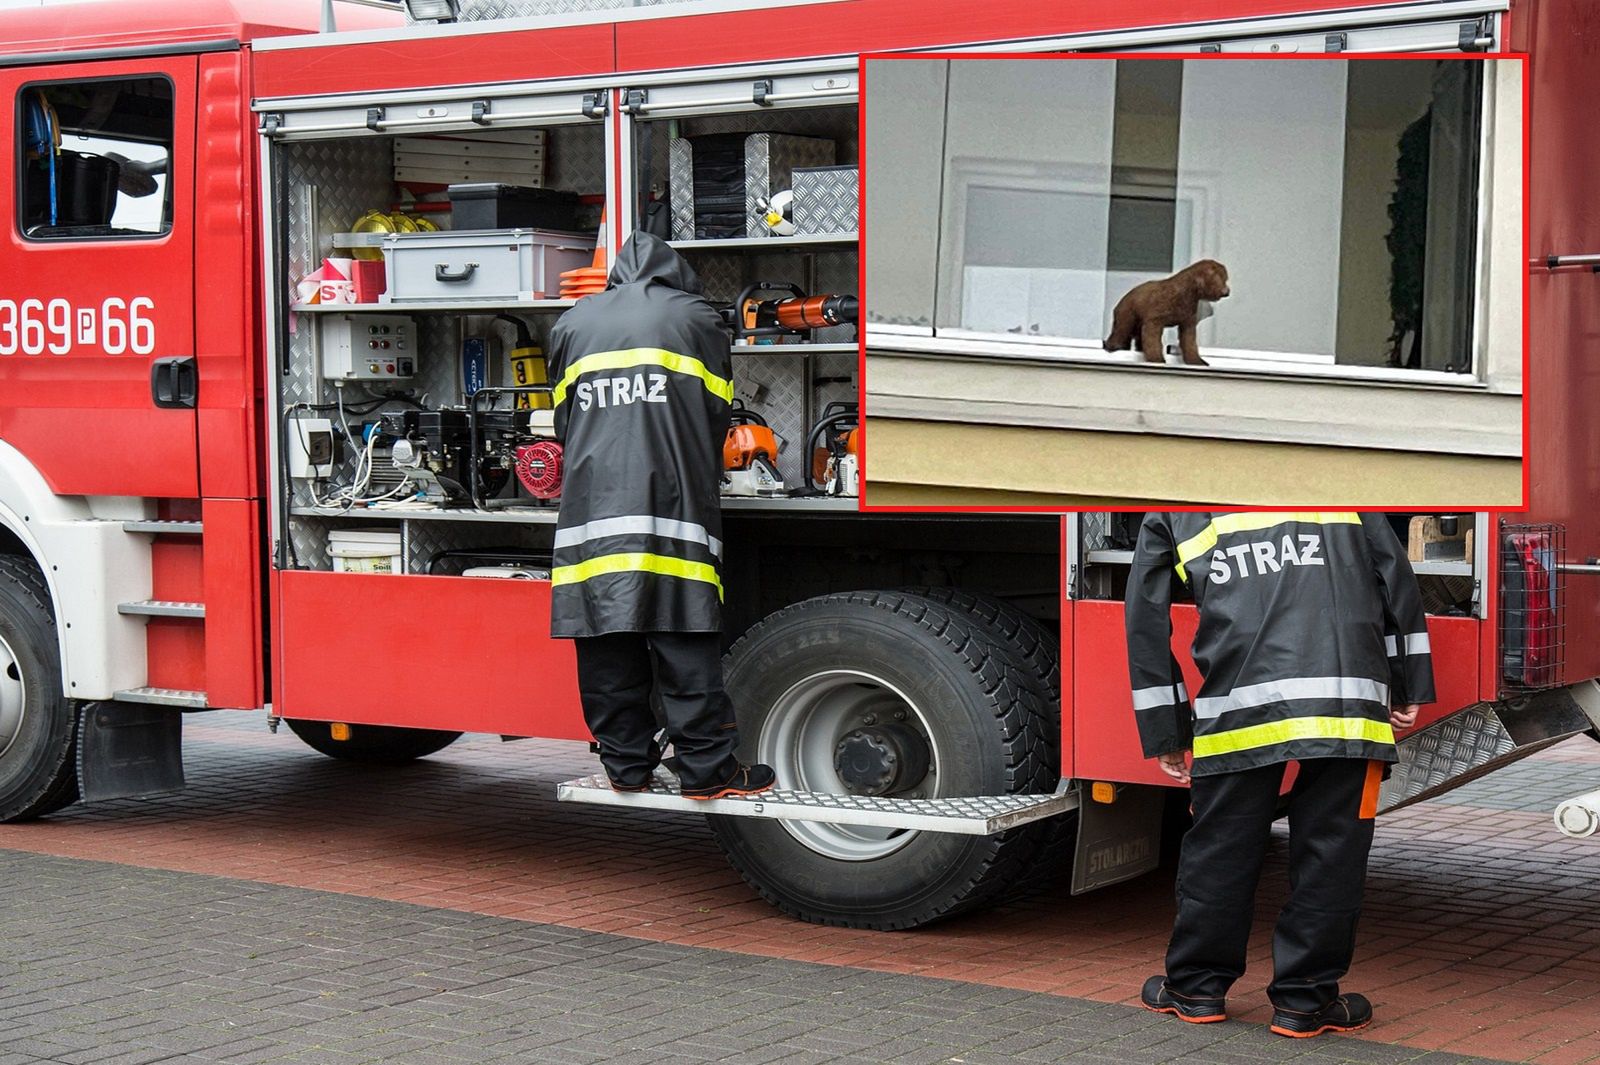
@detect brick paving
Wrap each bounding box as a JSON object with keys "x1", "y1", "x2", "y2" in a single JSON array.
[
  {"x1": 0, "y1": 851, "x2": 1503, "y2": 1065},
  {"x1": 1, "y1": 713, "x2": 1598, "y2": 1062}
]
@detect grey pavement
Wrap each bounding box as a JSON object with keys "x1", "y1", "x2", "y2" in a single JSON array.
[{"x1": 0, "y1": 850, "x2": 1506, "y2": 1065}]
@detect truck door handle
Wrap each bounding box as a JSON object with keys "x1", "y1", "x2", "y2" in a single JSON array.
[
  {"x1": 150, "y1": 356, "x2": 198, "y2": 409},
  {"x1": 435, "y1": 262, "x2": 479, "y2": 283}
]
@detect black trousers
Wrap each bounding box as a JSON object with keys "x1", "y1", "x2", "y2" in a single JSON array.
[
  {"x1": 574, "y1": 632, "x2": 740, "y2": 792},
  {"x1": 1166, "y1": 757, "x2": 1380, "y2": 1013}
]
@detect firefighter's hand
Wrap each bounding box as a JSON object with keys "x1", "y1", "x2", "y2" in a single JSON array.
[
  {"x1": 1390, "y1": 704, "x2": 1420, "y2": 730},
  {"x1": 1156, "y1": 750, "x2": 1192, "y2": 786}
]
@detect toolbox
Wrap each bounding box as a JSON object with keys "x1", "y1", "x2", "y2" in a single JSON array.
[
  {"x1": 447, "y1": 184, "x2": 582, "y2": 232},
  {"x1": 791, "y1": 166, "x2": 859, "y2": 235},
  {"x1": 381, "y1": 228, "x2": 594, "y2": 303}
]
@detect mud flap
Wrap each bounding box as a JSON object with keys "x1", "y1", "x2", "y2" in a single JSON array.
[
  {"x1": 76, "y1": 703, "x2": 185, "y2": 802},
  {"x1": 1071, "y1": 783, "x2": 1165, "y2": 895}
]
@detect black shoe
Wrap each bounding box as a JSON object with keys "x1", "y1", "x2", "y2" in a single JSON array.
[
  {"x1": 1270, "y1": 993, "x2": 1373, "y2": 1038},
  {"x1": 1140, "y1": 976, "x2": 1227, "y2": 1024},
  {"x1": 607, "y1": 742, "x2": 665, "y2": 792},
  {"x1": 681, "y1": 763, "x2": 776, "y2": 800}
]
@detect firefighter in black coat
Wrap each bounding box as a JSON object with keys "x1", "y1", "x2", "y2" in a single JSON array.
[
  {"x1": 1125, "y1": 512, "x2": 1435, "y2": 1038},
  {"x1": 547, "y1": 233, "x2": 774, "y2": 800}
]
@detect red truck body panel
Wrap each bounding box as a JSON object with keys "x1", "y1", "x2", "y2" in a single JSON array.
[
  {"x1": 0, "y1": 0, "x2": 399, "y2": 60},
  {"x1": 276, "y1": 571, "x2": 589, "y2": 740},
  {"x1": 1071, "y1": 601, "x2": 1485, "y2": 787},
  {"x1": 1516, "y1": 0, "x2": 1600, "y2": 686}
]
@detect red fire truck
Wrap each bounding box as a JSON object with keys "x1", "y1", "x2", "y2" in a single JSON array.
[{"x1": 0, "y1": 0, "x2": 1590, "y2": 930}]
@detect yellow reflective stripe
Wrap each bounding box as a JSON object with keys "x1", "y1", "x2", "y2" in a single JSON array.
[
  {"x1": 551, "y1": 348, "x2": 733, "y2": 407},
  {"x1": 1193, "y1": 715, "x2": 1395, "y2": 758},
  {"x1": 1174, "y1": 512, "x2": 1362, "y2": 582},
  {"x1": 551, "y1": 551, "x2": 724, "y2": 600}
]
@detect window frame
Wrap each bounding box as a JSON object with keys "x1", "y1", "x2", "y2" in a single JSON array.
[
  {"x1": 921, "y1": 58, "x2": 1498, "y2": 388},
  {"x1": 15, "y1": 71, "x2": 177, "y2": 244}
]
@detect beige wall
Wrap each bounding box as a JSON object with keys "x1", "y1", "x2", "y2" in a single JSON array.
[{"x1": 865, "y1": 418, "x2": 1522, "y2": 508}]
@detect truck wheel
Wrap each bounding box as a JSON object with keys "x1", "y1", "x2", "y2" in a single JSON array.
[
  {"x1": 285, "y1": 720, "x2": 461, "y2": 764},
  {"x1": 0, "y1": 556, "x2": 80, "y2": 822},
  {"x1": 710, "y1": 591, "x2": 1056, "y2": 929},
  {"x1": 907, "y1": 587, "x2": 1075, "y2": 892}
]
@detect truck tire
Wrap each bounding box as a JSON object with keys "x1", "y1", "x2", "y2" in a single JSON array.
[
  {"x1": 907, "y1": 587, "x2": 1075, "y2": 893},
  {"x1": 0, "y1": 555, "x2": 80, "y2": 822},
  {"x1": 285, "y1": 720, "x2": 461, "y2": 764},
  {"x1": 709, "y1": 591, "x2": 1057, "y2": 929}
]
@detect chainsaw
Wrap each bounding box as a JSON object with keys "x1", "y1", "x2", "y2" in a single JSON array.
[{"x1": 721, "y1": 407, "x2": 786, "y2": 497}]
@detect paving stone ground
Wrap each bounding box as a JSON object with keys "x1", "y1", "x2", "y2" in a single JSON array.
[
  {"x1": 0, "y1": 851, "x2": 1504, "y2": 1065},
  {"x1": 3, "y1": 712, "x2": 1599, "y2": 1063}
]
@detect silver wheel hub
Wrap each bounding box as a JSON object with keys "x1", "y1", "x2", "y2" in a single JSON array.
[
  {"x1": 758, "y1": 669, "x2": 939, "y2": 861},
  {"x1": 0, "y1": 633, "x2": 25, "y2": 760}
]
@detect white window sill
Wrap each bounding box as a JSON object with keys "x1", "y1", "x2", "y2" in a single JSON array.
[{"x1": 873, "y1": 327, "x2": 1493, "y2": 390}]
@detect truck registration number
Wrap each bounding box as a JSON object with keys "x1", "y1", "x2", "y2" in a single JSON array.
[{"x1": 0, "y1": 297, "x2": 157, "y2": 356}]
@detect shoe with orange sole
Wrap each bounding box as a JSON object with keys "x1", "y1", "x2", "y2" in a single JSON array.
[
  {"x1": 1140, "y1": 976, "x2": 1227, "y2": 1024},
  {"x1": 1270, "y1": 993, "x2": 1373, "y2": 1038},
  {"x1": 682, "y1": 763, "x2": 776, "y2": 800}
]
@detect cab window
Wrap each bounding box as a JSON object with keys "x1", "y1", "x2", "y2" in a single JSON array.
[{"x1": 19, "y1": 76, "x2": 174, "y2": 240}]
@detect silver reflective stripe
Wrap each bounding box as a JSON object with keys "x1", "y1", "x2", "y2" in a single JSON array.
[
  {"x1": 1384, "y1": 632, "x2": 1432, "y2": 657},
  {"x1": 554, "y1": 515, "x2": 723, "y2": 559},
  {"x1": 1131, "y1": 682, "x2": 1189, "y2": 711},
  {"x1": 1193, "y1": 676, "x2": 1389, "y2": 721}
]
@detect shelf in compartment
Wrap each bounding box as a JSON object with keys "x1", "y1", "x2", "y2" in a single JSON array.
[
  {"x1": 292, "y1": 299, "x2": 576, "y2": 314},
  {"x1": 669, "y1": 233, "x2": 857, "y2": 251},
  {"x1": 1083, "y1": 548, "x2": 1471, "y2": 577},
  {"x1": 290, "y1": 496, "x2": 860, "y2": 524},
  {"x1": 732, "y1": 342, "x2": 858, "y2": 355}
]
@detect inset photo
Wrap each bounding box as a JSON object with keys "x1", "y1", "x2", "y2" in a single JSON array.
[{"x1": 862, "y1": 55, "x2": 1524, "y2": 508}]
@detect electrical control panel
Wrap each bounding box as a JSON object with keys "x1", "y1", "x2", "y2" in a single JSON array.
[{"x1": 320, "y1": 314, "x2": 417, "y2": 381}]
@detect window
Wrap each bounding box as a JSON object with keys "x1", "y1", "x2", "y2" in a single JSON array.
[
  {"x1": 919, "y1": 59, "x2": 1486, "y2": 377},
  {"x1": 19, "y1": 77, "x2": 174, "y2": 240}
]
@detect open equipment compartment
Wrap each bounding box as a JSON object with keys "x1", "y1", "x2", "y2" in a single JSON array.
[
  {"x1": 262, "y1": 63, "x2": 864, "y2": 581},
  {"x1": 1070, "y1": 512, "x2": 1487, "y2": 620},
  {"x1": 627, "y1": 76, "x2": 860, "y2": 494}
]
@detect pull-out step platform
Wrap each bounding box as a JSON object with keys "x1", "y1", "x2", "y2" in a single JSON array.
[
  {"x1": 113, "y1": 687, "x2": 208, "y2": 709},
  {"x1": 557, "y1": 772, "x2": 1077, "y2": 835},
  {"x1": 123, "y1": 520, "x2": 204, "y2": 536}
]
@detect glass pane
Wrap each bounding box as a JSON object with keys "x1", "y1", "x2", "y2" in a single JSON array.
[
  {"x1": 1174, "y1": 61, "x2": 1349, "y2": 358},
  {"x1": 935, "y1": 60, "x2": 1116, "y2": 339},
  {"x1": 20, "y1": 77, "x2": 174, "y2": 240},
  {"x1": 864, "y1": 59, "x2": 948, "y2": 328}
]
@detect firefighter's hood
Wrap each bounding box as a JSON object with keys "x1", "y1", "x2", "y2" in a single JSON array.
[{"x1": 608, "y1": 232, "x2": 703, "y2": 294}]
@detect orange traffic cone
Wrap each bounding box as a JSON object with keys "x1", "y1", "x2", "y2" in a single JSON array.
[{"x1": 561, "y1": 206, "x2": 609, "y2": 301}]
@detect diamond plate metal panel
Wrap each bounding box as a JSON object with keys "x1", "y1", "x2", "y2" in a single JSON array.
[
  {"x1": 559, "y1": 771, "x2": 1075, "y2": 834},
  {"x1": 668, "y1": 138, "x2": 695, "y2": 241},
  {"x1": 744, "y1": 133, "x2": 836, "y2": 238},
  {"x1": 1080, "y1": 513, "x2": 1114, "y2": 552},
  {"x1": 403, "y1": 518, "x2": 555, "y2": 575},
  {"x1": 287, "y1": 516, "x2": 333, "y2": 571},
  {"x1": 792, "y1": 166, "x2": 859, "y2": 235},
  {"x1": 1381, "y1": 704, "x2": 1516, "y2": 814}
]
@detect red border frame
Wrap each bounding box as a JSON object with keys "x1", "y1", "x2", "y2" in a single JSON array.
[{"x1": 854, "y1": 50, "x2": 1532, "y2": 515}]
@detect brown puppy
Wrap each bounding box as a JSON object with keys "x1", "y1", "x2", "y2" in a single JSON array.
[{"x1": 1103, "y1": 260, "x2": 1231, "y2": 366}]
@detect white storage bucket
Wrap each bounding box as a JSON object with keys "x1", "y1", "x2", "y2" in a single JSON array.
[{"x1": 329, "y1": 529, "x2": 404, "y2": 574}]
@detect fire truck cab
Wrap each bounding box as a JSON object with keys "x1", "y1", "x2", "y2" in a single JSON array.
[{"x1": 0, "y1": 0, "x2": 1597, "y2": 930}]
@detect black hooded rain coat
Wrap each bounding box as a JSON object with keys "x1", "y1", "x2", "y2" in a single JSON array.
[
  {"x1": 546, "y1": 233, "x2": 733, "y2": 638},
  {"x1": 1125, "y1": 512, "x2": 1437, "y2": 777}
]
